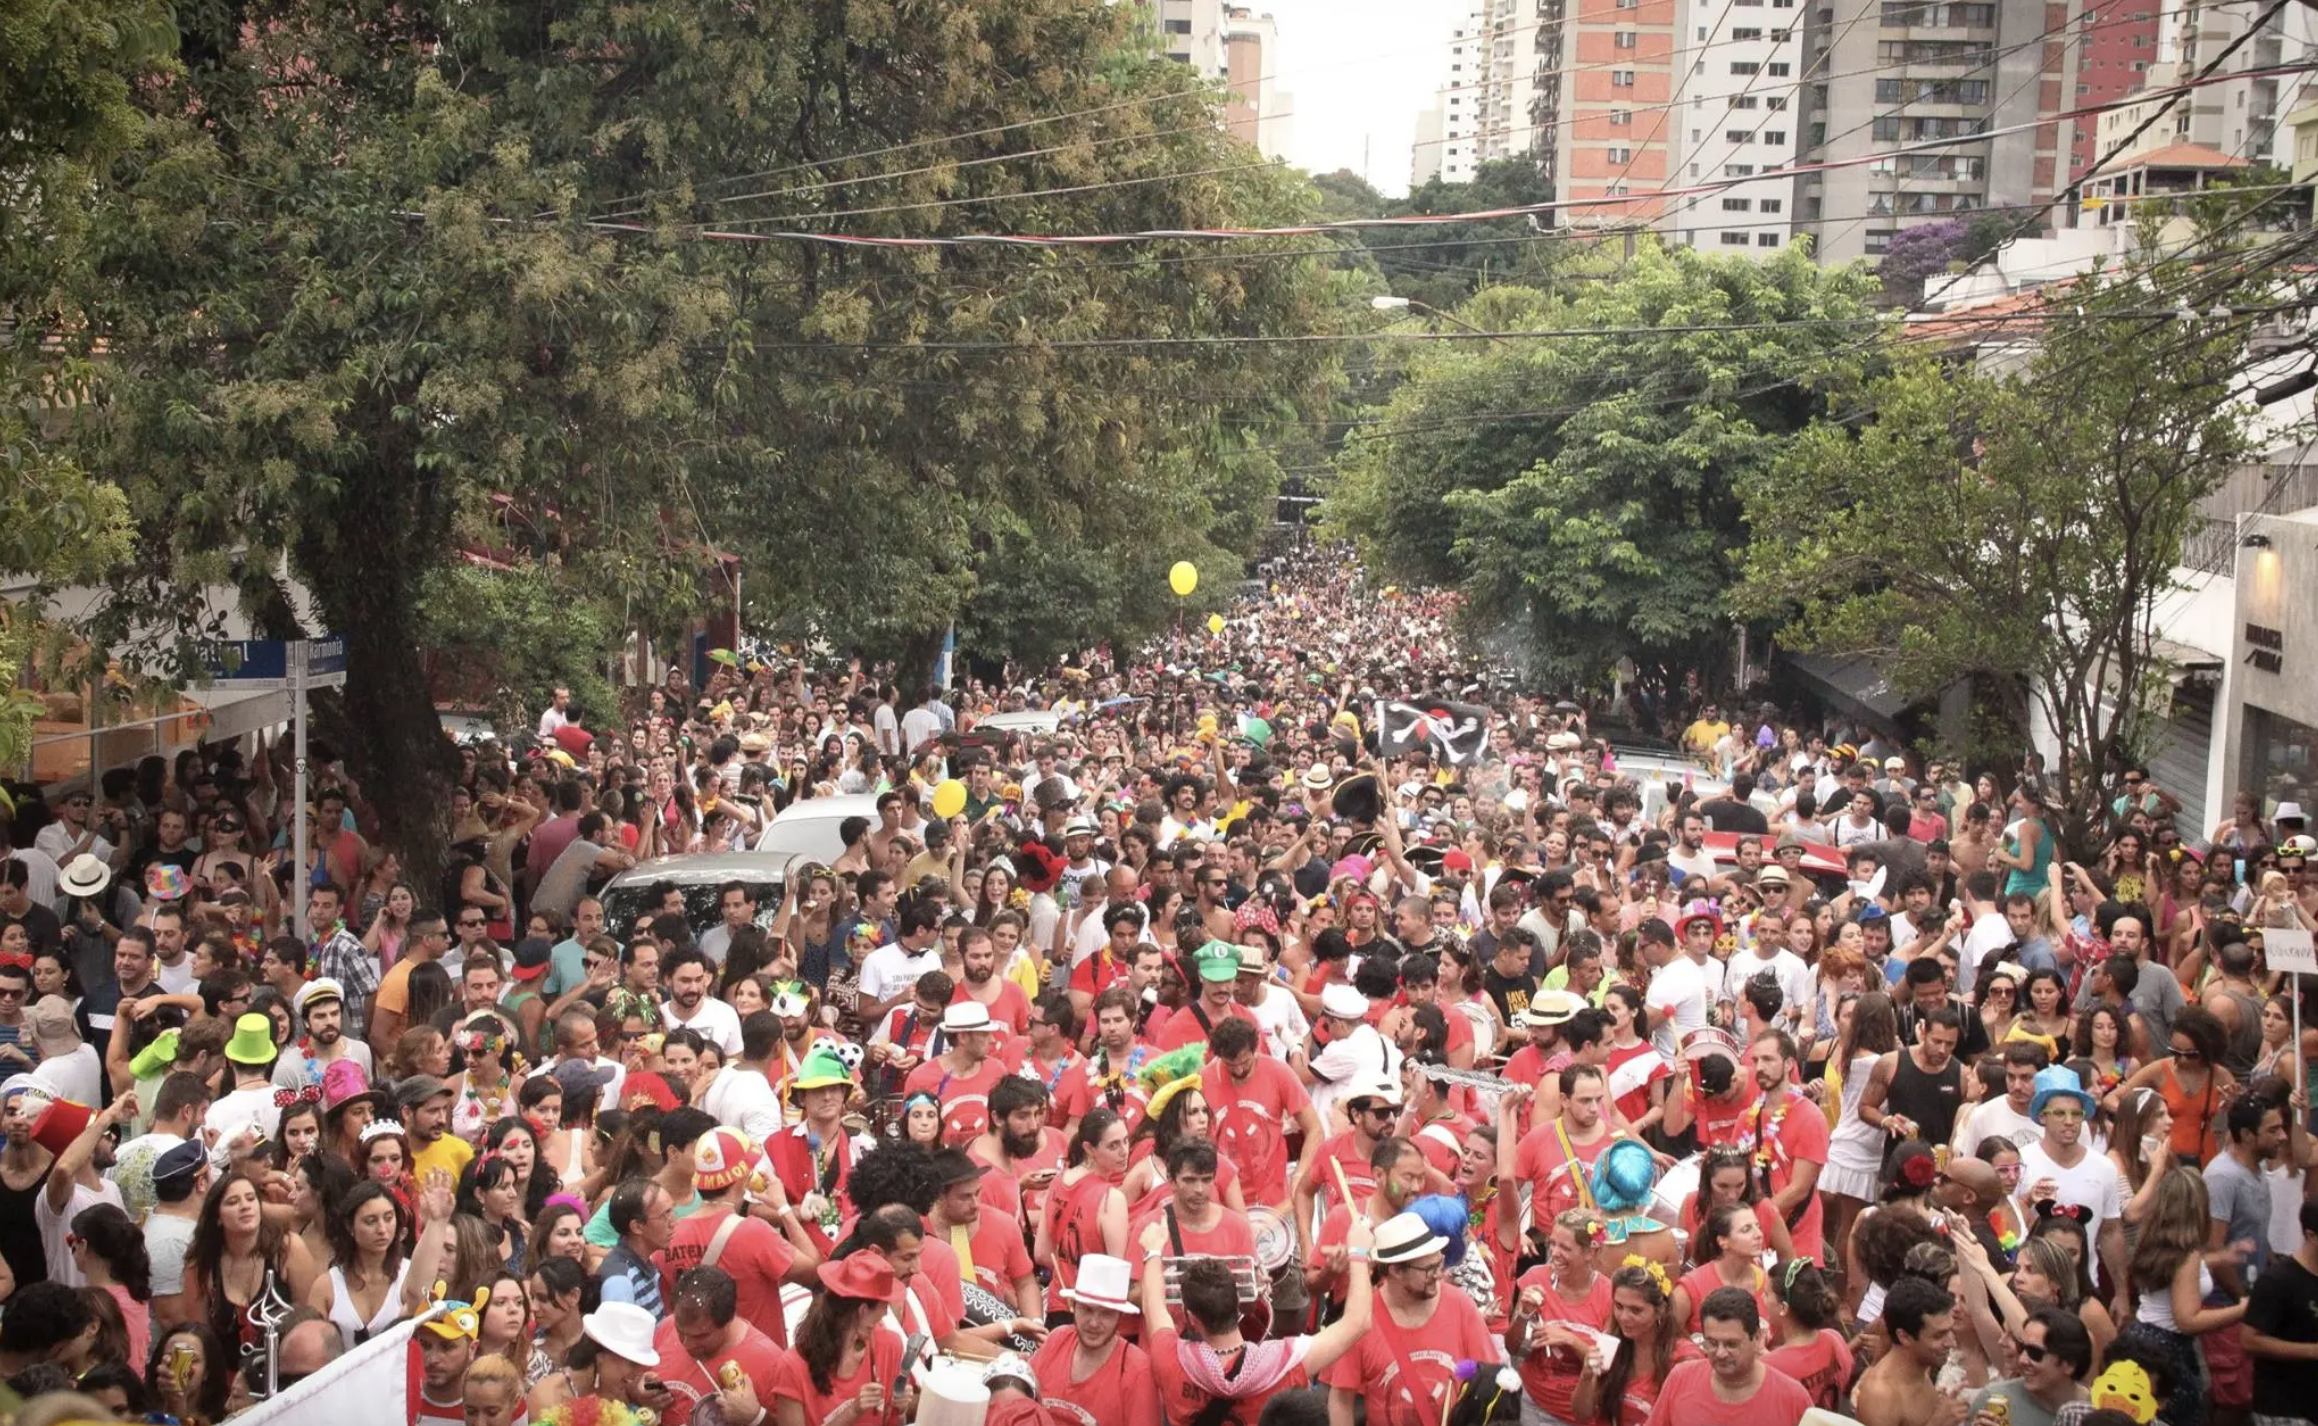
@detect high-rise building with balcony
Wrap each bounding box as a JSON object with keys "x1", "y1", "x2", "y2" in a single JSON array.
[{"x1": 1667, "y1": 0, "x2": 1808, "y2": 249}]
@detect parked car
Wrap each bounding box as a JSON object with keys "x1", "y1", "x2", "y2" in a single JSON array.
[
  {"x1": 598, "y1": 850, "x2": 801, "y2": 940},
  {"x1": 971, "y1": 710, "x2": 1065, "y2": 738},
  {"x1": 753, "y1": 793, "x2": 882, "y2": 864}
]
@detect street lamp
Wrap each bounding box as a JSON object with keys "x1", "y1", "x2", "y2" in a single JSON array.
[{"x1": 1366, "y1": 294, "x2": 1500, "y2": 340}]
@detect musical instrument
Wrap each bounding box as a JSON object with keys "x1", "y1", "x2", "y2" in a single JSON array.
[
  {"x1": 1679, "y1": 1027, "x2": 1742, "y2": 1064},
  {"x1": 959, "y1": 1281, "x2": 1041, "y2": 1355},
  {"x1": 1452, "y1": 1001, "x2": 1498, "y2": 1062},
  {"x1": 1416, "y1": 1060, "x2": 1520, "y2": 1097},
  {"x1": 1249, "y1": 1205, "x2": 1304, "y2": 1338}
]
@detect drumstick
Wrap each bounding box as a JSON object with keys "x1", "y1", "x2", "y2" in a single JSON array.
[{"x1": 1329, "y1": 1156, "x2": 1357, "y2": 1210}]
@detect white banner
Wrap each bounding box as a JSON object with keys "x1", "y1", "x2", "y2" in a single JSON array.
[
  {"x1": 226, "y1": 1307, "x2": 442, "y2": 1426},
  {"x1": 2267, "y1": 928, "x2": 2318, "y2": 977}
]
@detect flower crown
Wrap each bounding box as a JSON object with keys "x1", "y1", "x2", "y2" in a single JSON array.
[{"x1": 1621, "y1": 1254, "x2": 1673, "y2": 1298}]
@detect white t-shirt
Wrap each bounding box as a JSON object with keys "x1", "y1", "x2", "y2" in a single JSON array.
[
  {"x1": 858, "y1": 942, "x2": 943, "y2": 1007},
  {"x1": 146, "y1": 1212, "x2": 195, "y2": 1294},
  {"x1": 2016, "y1": 1139, "x2": 2123, "y2": 1235},
  {"x1": 1247, "y1": 985, "x2": 1312, "y2": 1062},
  {"x1": 699, "y1": 1065, "x2": 785, "y2": 1143},
  {"x1": 155, "y1": 956, "x2": 198, "y2": 995},
  {"x1": 901, "y1": 707, "x2": 942, "y2": 754},
  {"x1": 1309, "y1": 1024, "x2": 1400, "y2": 1128},
  {"x1": 873, "y1": 704, "x2": 901, "y2": 756},
  {"x1": 1955, "y1": 1097, "x2": 2041, "y2": 1153},
  {"x1": 1645, "y1": 954, "x2": 1711, "y2": 1058},
  {"x1": 37, "y1": 1176, "x2": 124, "y2": 1287},
  {"x1": 33, "y1": 824, "x2": 111, "y2": 869},
  {"x1": 538, "y1": 705, "x2": 571, "y2": 741},
  {"x1": 1959, "y1": 911, "x2": 2011, "y2": 998},
  {"x1": 1724, "y1": 947, "x2": 1812, "y2": 1028},
  {"x1": 663, "y1": 995, "x2": 744, "y2": 1057},
  {"x1": 32, "y1": 1044, "x2": 103, "y2": 1108},
  {"x1": 1667, "y1": 846, "x2": 1720, "y2": 885},
  {"x1": 205, "y1": 1083, "x2": 284, "y2": 1149},
  {"x1": 525, "y1": 1056, "x2": 626, "y2": 1113}
]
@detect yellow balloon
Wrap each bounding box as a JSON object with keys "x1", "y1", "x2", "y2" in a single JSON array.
[
  {"x1": 1169, "y1": 561, "x2": 1199, "y2": 597},
  {"x1": 1207, "y1": 614, "x2": 1226, "y2": 634},
  {"x1": 930, "y1": 779, "x2": 967, "y2": 819}
]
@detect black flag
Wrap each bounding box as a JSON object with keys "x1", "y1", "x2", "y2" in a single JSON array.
[{"x1": 1376, "y1": 698, "x2": 1490, "y2": 765}]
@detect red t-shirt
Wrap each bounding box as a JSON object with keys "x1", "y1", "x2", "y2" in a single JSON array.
[
  {"x1": 1030, "y1": 1327, "x2": 1163, "y2": 1426},
  {"x1": 1612, "y1": 1341, "x2": 1702, "y2": 1426},
  {"x1": 1151, "y1": 1000, "x2": 1258, "y2": 1054},
  {"x1": 1043, "y1": 1169, "x2": 1122, "y2": 1298},
  {"x1": 658, "y1": 1210, "x2": 798, "y2": 1347},
  {"x1": 1510, "y1": 1269, "x2": 1615, "y2": 1422},
  {"x1": 1736, "y1": 1092, "x2": 1830, "y2": 1260},
  {"x1": 955, "y1": 979, "x2": 1035, "y2": 1037},
  {"x1": 1070, "y1": 950, "x2": 1125, "y2": 1000},
  {"x1": 977, "y1": 1130, "x2": 1067, "y2": 1226},
  {"x1": 1146, "y1": 1327, "x2": 1312, "y2": 1426},
  {"x1": 1321, "y1": 1290, "x2": 1502, "y2": 1426},
  {"x1": 1764, "y1": 1329, "x2": 1855, "y2": 1412},
  {"x1": 902, "y1": 1054, "x2": 1012, "y2": 1143},
  {"x1": 1055, "y1": 1044, "x2": 1160, "y2": 1126},
  {"x1": 1604, "y1": 1041, "x2": 1672, "y2": 1126},
  {"x1": 1513, "y1": 1119, "x2": 1617, "y2": 1223},
  {"x1": 1643, "y1": 1358, "x2": 1813, "y2": 1426},
  {"x1": 650, "y1": 1321, "x2": 794, "y2": 1426},
  {"x1": 772, "y1": 1326, "x2": 904, "y2": 1426},
  {"x1": 1201, "y1": 1057, "x2": 1309, "y2": 1208},
  {"x1": 1678, "y1": 1078, "x2": 1763, "y2": 1150},
  {"x1": 1127, "y1": 1146, "x2": 1242, "y2": 1220},
  {"x1": 914, "y1": 1240, "x2": 969, "y2": 1332},
  {"x1": 936, "y1": 1209, "x2": 1038, "y2": 1301},
  {"x1": 1306, "y1": 1131, "x2": 1380, "y2": 1219}
]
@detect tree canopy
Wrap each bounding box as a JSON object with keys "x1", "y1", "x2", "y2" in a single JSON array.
[{"x1": 1325, "y1": 239, "x2": 1879, "y2": 687}]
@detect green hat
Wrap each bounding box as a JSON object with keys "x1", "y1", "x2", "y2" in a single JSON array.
[
  {"x1": 223, "y1": 1013, "x2": 276, "y2": 1066},
  {"x1": 1194, "y1": 943, "x2": 1242, "y2": 984},
  {"x1": 128, "y1": 1028, "x2": 181, "y2": 1079},
  {"x1": 789, "y1": 1046, "x2": 853, "y2": 1096}
]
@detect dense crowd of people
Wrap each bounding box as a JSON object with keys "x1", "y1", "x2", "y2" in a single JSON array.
[{"x1": 0, "y1": 547, "x2": 2313, "y2": 1426}]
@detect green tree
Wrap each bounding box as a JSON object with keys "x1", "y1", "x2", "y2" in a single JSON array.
[
  {"x1": 1326, "y1": 239, "x2": 1879, "y2": 687},
  {"x1": 1732, "y1": 253, "x2": 2257, "y2": 855}
]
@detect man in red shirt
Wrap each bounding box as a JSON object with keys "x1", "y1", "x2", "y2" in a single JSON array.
[
  {"x1": 1126, "y1": 1141, "x2": 1257, "y2": 1302},
  {"x1": 764, "y1": 1047, "x2": 864, "y2": 1252},
  {"x1": 651, "y1": 1264, "x2": 797, "y2": 1426},
  {"x1": 1514, "y1": 1066, "x2": 1630, "y2": 1227},
  {"x1": 1055, "y1": 986, "x2": 1158, "y2": 1137},
  {"x1": 902, "y1": 1000, "x2": 1011, "y2": 1143},
  {"x1": 1030, "y1": 1253, "x2": 1162, "y2": 1426},
  {"x1": 1152, "y1": 943, "x2": 1259, "y2": 1053},
  {"x1": 969, "y1": 1075, "x2": 1067, "y2": 1226},
  {"x1": 1660, "y1": 1038, "x2": 1762, "y2": 1151},
  {"x1": 927, "y1": 1148, "x2": 1043, "y2": 1324},
  {"x1": 1500, "y1": 990, "x2": 1588, "y2": 1130},
  {"x1": 1741, "y1": 1028, "x2": 1829, "y2": 1260},
  {"x1": 1138, "y1": 1214, "x2": 1375, "y2": 1426},
  {"x1": 954, "y1": 925, "x2": 1034, "y2": 1038},
  {"x1": 1322, "y1": 1210, "x2": 1504, "y2": 1426},
  {"x1": 657, "y1": 1128, "x2": 820, "y2": 1347},
  {"x1": 1201, "y1": 1016, "x2": 1321, "y2": 1212},
  {"x1": 1403, "y1": 1065, "x2": 1473, "y2": 1179},
  {"x1": 1308, "y1": 1134, "x2": 1431, "y2": 1312},
  {"x1": 1291, "y1": 1075, "x2": 1399, "y2": 1250},
  {"x1": 1646, "y1": 1286, "x2": 1812, "y2": 1426}
]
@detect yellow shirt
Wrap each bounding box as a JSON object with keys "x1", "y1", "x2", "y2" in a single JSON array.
[{"x1": 412, "y1": 1130, "x2": 474, "y2": 1187}]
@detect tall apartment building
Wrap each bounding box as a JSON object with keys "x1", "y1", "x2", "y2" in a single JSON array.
[
  {"x1": 2096, "y1": 1, "x2": 2318, "y2": 171},
  {"x1": 1411, "y1": 10, "x2": 1492, "y2": 185},
  {"x1": 1146, "y1": 0, "x2": 1294, "y2": 160},
  {"x1": 2069, "y1": 0, "x2": 2162, "y2": 177},
  {"x1": 1794, "y1": 0, "x2": 2069, "y2": 264},
  {"x1": 1668, "y1": 0, "x2": 1808, "y2": 249}
]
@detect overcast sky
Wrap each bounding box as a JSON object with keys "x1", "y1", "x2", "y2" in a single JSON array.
[{"x1": 1250, "y1": 0, "x2": 1470, "y2": 196}]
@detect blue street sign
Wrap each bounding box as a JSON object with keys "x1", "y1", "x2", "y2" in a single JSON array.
[{"x1": 203, "y1": 636, "x2": 347, "y2": 683}]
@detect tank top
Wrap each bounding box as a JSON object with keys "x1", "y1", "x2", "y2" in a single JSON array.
[
  {"x1": 2215, "y1": 985, "x2": 2266, "y2": 1077},
  {"x1": 2159, "y1": 1060, "x2": 2222, "y2": 1163},
  {"x1": 2003, "y1": 817, "x2": 2053, "y2": 899},
  {"x1": 1887, "y1": 1050, "x2": 1964, "y2": 1147},
  {"x1": 0, "y1": 1164, "x2": 48, "y2": 1296},
  {"x1": 327, "y1": 1259, "x2": 411, "y2": 1344}
]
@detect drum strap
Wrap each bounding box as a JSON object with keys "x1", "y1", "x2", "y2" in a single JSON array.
[
  {"x1": 951, "y1": 1222, "x2": 977, "y2": 1286},
  {"x1": 700, "y1": 1211, "x2": 746, "y2": 1273},
  {"x1": 1552, "y1": 1120, "x2": 1597, "y2": 1214},
  {"x1": 1165, "y1": 1204, "x2": 1185, "y2": 1257},
  {"x1": 1375, "y1": 1313, "x2": 1441, "y2": 1426}
]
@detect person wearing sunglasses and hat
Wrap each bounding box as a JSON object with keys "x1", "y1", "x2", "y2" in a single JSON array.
[
  {"x1": 1321, "y1": 1208, "x2": 1504, "y2": 1426},
  {"x1": 900, "y1": 1000, "x2": 1013, "y2": 1145}
]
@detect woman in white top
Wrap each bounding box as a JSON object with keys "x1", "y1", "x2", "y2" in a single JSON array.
[
  {"x1": 306, "y1": 1180, "x2": 419, "y2": 1345},
  {"x1": 1822, "y1": 991, "x2": 1900, "y2": 1285},
  {"x1": 2126, "y1": 1167, "x2": 2247, "y2": 1426}
]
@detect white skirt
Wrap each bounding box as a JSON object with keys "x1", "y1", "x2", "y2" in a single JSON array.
[{"x1": 1819, "y1": 1157, "x2": 1880, "y2": 1201}]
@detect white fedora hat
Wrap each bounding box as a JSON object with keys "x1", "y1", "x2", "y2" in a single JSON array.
[
  {"x1": 940, "y1": 1001, "x2": 996, "y2": 1035},
  {"x1": 58, "y1": 854, "x2": 110, "y2": 901},
  {"x1": 581, "y1": 1301, "x2": 661, "y2": 1367},
  {"x1": 1373, "y1": 1210, "x2": 1450, "y2": 1265},
  {"x1": 1059, "y1": 1253, "x2": 1140, "y2": 1315}
]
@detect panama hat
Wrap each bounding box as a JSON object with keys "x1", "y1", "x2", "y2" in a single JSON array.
[
  {"x1": 1372, "y1": 1211, "x2": 1449, "y2": 1265},
  {"x1": 57, "y1": 855, "x2": 110, "y2": 901},
  {"x1": 1060, "y1": 1254, "x2": 1140, "y2": 1314},
  {"x1": 580, "y1": 1301, "x2": 660, "y2": 1366}
]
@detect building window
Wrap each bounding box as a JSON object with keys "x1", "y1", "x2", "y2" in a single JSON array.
[
  {"x1": 1616, "y1": 109, "x2": 1634, "y2": 125},
  {"x1": 1865, "y1": 227, "x2": 1895, "y2": 253},
  {"x1": 1609, "y1": 145, "x2": 1633, "y2": 161},
  {"x1": 1758, "y1": 232, "x2": 1780, "y2": 245},
  {"x1": 1723, "y1": 196, "x2": 1753, "y2": 210},
  {"x1": 1729, "y1": 95, "x2": 1760, "y2": 108},
  {"x1": 1727, "y1": 128, "x2": 1754, "y2": 142},
  {"x1": 1698, "y1": 24, "x2": 1709, "y2": 37},
  {"x1": 1725, "y1": 162, "x2": 1755, "y2": 175},
  {"x1": 1873, "y1": 116, "x2": 1901, "y2": 140},
  {"x1": 1722, "y1": 231, "x2": 1753, "y2": 244},
  {"x1": 1763, "y1": 130, "x2": 1786, "y2": 143},
  {"x1": 1803, "y1": 195, "x2": 1821, "y2": 216},
  {"x1": 1733, "y1": 26, "x2": 1764, "y2": 39},
  {"x1": 1769, "y1": 61, "x2": 1791, "y2": 74},
  {"x1": 1731, "y1": 60, "x2": 1760, "y2": 73},
  {"x1": 1772, "y1": 27, "x2": 1791, "y2": 39},
  {"x1": 1606, "y1": 181, "x2": 1630, "y2": 195},
  {"x1": 1616, "y1": 29, "x2": 1637, "y2": 46},
  {"x1": 1613, "y1": 68, "x2": 1636, "y2": 84},
  {"x1": 1768, "y1": 96, "x2": 1789, "y2": 109},
  {"x1": 1164, "y1": 17, "x2": 1191, "y2": 32},
  {"x1": 1760, "y1": 197, "x2": 1784, "y2": 212},
  {"x1": 1691, "y1": 161, "x2": 1701, "y2": 174}
]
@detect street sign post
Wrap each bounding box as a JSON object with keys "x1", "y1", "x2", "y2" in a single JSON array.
[{"x1": 204, "y1": 637, "x2": 346, "y2": 939}]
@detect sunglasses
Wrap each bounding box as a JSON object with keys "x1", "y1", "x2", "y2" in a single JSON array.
[{"x1": 2014, "y1": 1338, "x2": 2051, "y2": 1363}]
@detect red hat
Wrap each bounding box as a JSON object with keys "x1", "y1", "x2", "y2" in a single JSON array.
[
  {"x1": 817, "y1": 1254, "x2": 907, "y2": 1305},
  {"x1": 1441, "y1": 849, "x2": 1473, "y2": 875},
  {"x1": 1012, "y1": 839, "x2": 1065, "y2": 895},
  {"x1": 29, "y1": 1099, "x2": 92, "y2": 1157}
]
